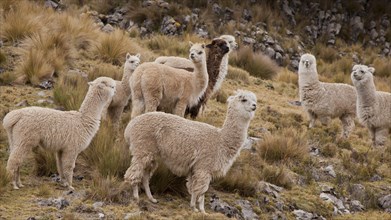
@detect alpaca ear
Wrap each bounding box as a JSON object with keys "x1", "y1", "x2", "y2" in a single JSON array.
[
  {"x1": 201, "y1": 43, "x2": 205, "y2": 49},
  {"x1": 126, "y1": 53, "x2": 131, "y2": 60},
  {"x1": 136, "y1": 53, "x2": 141, "y2": 59},
  {"x1": 206, "y1": 43, "x2": 212, "y2": 48},
  {"x1": 189, "y1": 41, "x2": 193, "y2": 47},
  {"x1": 368, "y1": 67, "x2": 375, "y2": 74},
  {"x1": 88, "y1": 82, "x2": 93, "y2": 86},
  {"x1": 352, "y1": 65, "x2": 359, "y2": 71}
]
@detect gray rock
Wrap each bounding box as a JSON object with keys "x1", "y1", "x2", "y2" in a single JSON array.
[
  {"x1": 320, "y1": 193, "x2": 346, "y2": 211},
  {"x1": 242, "y1": 8, "x2": 252, "y2": 22},
  {"x1": 291, "y1": 60, "x2": 299, "y2": 71},
  {"x1": 101, "y1": 24, "x2": 114, "y2": 33},
  {"x1": 370, "y1": 174, "x2": 382, "y2": 182},
  {"x1": 16, "y1": 100, "x2": 29, "y2": 107},
  {"x1": 274, "y1": 44, "x2": 284, "y2": 53},
  {"x1": 107, "y1": 12, "x2": 123, "y2": 25},
  {"x1": 93, "y1": 202, "x2": 104, "y2": 210},
  {"x1": 264, "y1": 35, "x2": 275, "y2": 45},
  {"x1": 224, "y1": 7, "x2": 234, "y2": 21},
  {"x1": 38, "y1": 197, "x2": 69, "y2": 209},
  {"x1": 350, "y1": 200, "x2": 364, "y2": 212},
  {"x1": 271, "y1": 211, "x2": 287, "y2": 220},
  {"x1": 124, "y1": 211, "x2": 142, "y2": 219},
  {"x1": 370, "y1": 29, "x2": 378, "y2": 40},
  {"x1": 39, "y1": 80, "x2": 54, "y2": 90},
  {"x1": 37, "y1": 91, "x2": 46, "y2": 97},
  {"x1": 323, "y1": 165, "x2": 336, "y2": 178},
  {"x1": 210, "y1": 194, "x2": 241, "y2": 218},
  {"x1": 378, "y1": 194, "x2": 391, "y2": 210},
  {"x1": 292, "y1": 209, "x2": 313, "y2": 220},
  {"x1": 44, "y1": 0, "x2": 58, "y2": 9},
  {"x1": 369, "y1": 21, "x2": 377, "y2": 29},
  {"x1": 212, "y1": 3, "x2": 222, "y2": 15},
  {"x1": 257, "y1": 181, "x2": 283, "y2": 198},
  {"x1": 161, "y1": 16, "x2": 180, "y2": 35},
  {"x1": 195, "y1": 28, "x2": 208, "y2": 38},
  {"x1": 37, "y1": 99, "x2": 54, "y2": 104},
  {"x1": 275, "y1": 52, "x2": 283, "y2": 66},
  {"x1": 265, "y1": 47, "x2": 276, "y2": 58},
  {"x1": 327, "y1": 38, "x2": 335, "y2": 45},
  {"x1": 236, "y1": 200, "x2": 258, "y2": 220},
  {"x1": 349, "y1": 184, "x2": 366, "y2": 200},
  {"x1": 98, "y1": 213, "x2": 105, "y2": 219},
  {"x1": 381, "y1": 16, "x2": 390, "y2": 28},
  {"x1": 243, "y1": 37, "x2": 256, "y2": 45}
]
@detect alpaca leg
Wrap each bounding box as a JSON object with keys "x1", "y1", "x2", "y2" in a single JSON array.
[
  {"x1": 124, "y1": 154, "x2": 155, "y2": 202},
  {"x1": 6, "y1": 145, "x2": 27, "y2": 190},
  {"x1": 142, "y1": 172, "x2": 157, "y2": 203},
  {"x1": 144, "y1": 93, "x2": 161, "y2": 113},
  {"x1": 189, "y1": 171, "x2": 211, "y2": 214},
  {"x1": 186, "y1": 175, "x2": 193, "y2": 195},
  {"x1": 55, "y1": 151, "x2": 64, "y2": 181},
  {"x1": 173, "y1": 101, "x2": 187, "y2": 117},
  {"x1": 374, "y1": 128, "x2": 388, "y2": 147},
  {"x1": 61, "y1": 152, "x2": 77, "y2": 190},
  {"x1": 131, "y1": 99, "x2": 145, "y2": 118},
  {"x1": 308, "y1": 111, "x2": 317, "y2": 128},
  {"x1": 16, "y1": 167, "x2": 24, "y2": 188},
  {"x1": 340, "y1": 115, "x2": 355, "y2": 139}
]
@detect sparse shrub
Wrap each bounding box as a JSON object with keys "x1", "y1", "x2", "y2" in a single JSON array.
[
  {"x1": 373, "y1": 58, "x2": 391, "y2": 78},
  {"x1": 229, "y1": 46, "x2": 279, "y2": 79},
  {"x1": 257, "y1": 128, "x2": 308, "y2": 163},
  {"x1": 53, "y1": 73, "x2": 88, "y2": 111},
  {"x1": 215, "y1": 89, "x2": 228, "y2": 104},
  {"x1": 33, "y1": 147, "x2": 57, "y2": 177},
  {"x1": 226, "y1": 66, "x2": 251, "y2": 85},
  {"x1": 36, "y1": 184, "x2": 51, "y2": 197},
  {"x1": 88, "y1": 172, "x2": 130, "y2": 203},
  {"x1": 145, "y1": 34, "x2": 192, "y2": 58}
]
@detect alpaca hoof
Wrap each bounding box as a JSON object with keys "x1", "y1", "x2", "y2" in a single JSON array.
[
  {"x1": 151, "y1": 198, "x2": 158, "y2": 204},
  {"x1": 13, "y1": 186, "x2": 20, "y2": 190},
  {"x1": 68, "y1": 186, "x2": 75, "y2": 191},
  {"x1": 192, "y1": 207, "x2": 199, "y2": 212},
  {"x1": 18, "y1": 183, "x2": 25, "y2": 188}
]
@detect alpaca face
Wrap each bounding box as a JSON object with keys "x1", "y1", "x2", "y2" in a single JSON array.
[
  {"x1": 189, "y1": 42, "x2": 206, "y2": 63},
  {"x1": 125, "y1": 53, "x2": 141, "y2": 71},
  {"x1": 89, "y1": 76, "x2": 116, "y2": 101},
  {"x1": 219, "y1": 35, "x2": 237, "y2": 51},
  {"x1": 206, "y1": 39, "x2": 230, "y2": 56},
  {"x1": 351, "y1": 64, "x2": 375, "y2": 85},
  {"x1": 228, "y1": 90, "x2": 257, "y2": 119},
  {"x1": 299, "y1": 53, "x2": 317, "y2": 73}
]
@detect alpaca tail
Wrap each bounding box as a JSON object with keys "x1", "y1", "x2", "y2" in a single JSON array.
[
  {"x1": 154, "y1": 56, "x2": 167, "y2": 64},
  {"x1": 2, "y1": 110, "x2": 23, "y2": 152}
]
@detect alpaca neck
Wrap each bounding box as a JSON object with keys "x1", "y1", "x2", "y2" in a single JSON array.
[
  {"x1": 79, "y1": 88, "x2": 106, "y2": 121},
  {"x1": 221, "y1": 109, "x2": 250, "y2": 158},
  {"x1": 192, "y1": 58, "x2": 208, "y2": 96},
  {"x1": 299, "y1": 70, "x2": 320, "y2": 89},
  {"x1": 212, "y1": 53, "x2": 229, "y2": 95},
  {"x1": 121, "y1": 68, "x2": 133, "y2": 94},
  {"x1": 356, "y1": 79, "x2": 376, "y2": 107}
]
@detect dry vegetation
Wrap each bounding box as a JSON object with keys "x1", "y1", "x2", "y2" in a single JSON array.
[{"x1": 0, "y1": 0, "x2": 390, "y2": 219}]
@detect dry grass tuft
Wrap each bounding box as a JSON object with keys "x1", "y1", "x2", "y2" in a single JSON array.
[
  {"x1": 257, "y1": 128, "x2": 308, "y2": 163},
  {"x1": 261, "y1": 164, "x2": 293, "y2": 189},
  {"x1": 94, "y1": 29, "x2": 144, "y2": 65},
  {"x1": 229, "y1": 46, "x2": 279, "y2": 79},
  {"x1": 0, "y1": 161, "x2": 10, "y2": 192},
  {"x1": 88, "y1": 172, "x2": 131, "y2": 203},
  {"x1": 373, "y1": 58, "x2": 391, "y2": 78},
  {"x1": 226, "y1": 66, "x2": 251, "y2": 85},
  {"x1": 15, "y1": 48, "x2": 53, "y2": 85},
  {"x1": 88, "y1": 62, "x2": 122, "y2": 81},
  {"x1": 53, "y1": 73, "x2": 89, "y2": 111},
  {"x1": 275, "y1": 68, "x2": 298, "y2": 85},
  {"x1": 150, "y1": 163, "x2": 188, "y2": 196},
  {"x1": 81, "y1": 122, "x2": 131, "y2": 178}
]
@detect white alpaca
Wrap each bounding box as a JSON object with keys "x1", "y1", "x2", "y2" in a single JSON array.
[
  {"x1": 298, "y1": 53, "x2": 357, "y2": 138},
  {"x1": 3, "y1": 77, "x2": 116, "y2": 190},
  {"x1": 130, "y1": 42, "x2": 208, "y2": 118},
  {"x1": 351, "y1": 64, "x2": 391, "y2": 146},
  {"x1": 102, "y1": 53, "x2": 140, "y2": 127},
  {"x1": 123, "y1": 90, "x2": 257, "y2": 214}
]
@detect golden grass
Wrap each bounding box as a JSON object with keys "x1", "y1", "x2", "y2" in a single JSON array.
[
  {"x1": 226, "y1": 66, "x2": 251, "y2": 85},
  {"x1": 33, "y1": 147, "x2": 57, "y2": 177},
  {"x1": 88, "y1": 62, "x2": 122, "y2": 81},
  {"x1": 15, "y1": 48, "x2": 53, "y2": 85},
  {"x1": 0, "y1": 161, "x2": 10, "y2": 193},
  {"x1": 53, "y1": 73, "x2": 89, "y2": 111},
  {"x1": 230, "y1": 46, "x2": 279, "y2": 79},
  {"x1": 275, "y1": 68, "x2": 298, "y2": 85}
]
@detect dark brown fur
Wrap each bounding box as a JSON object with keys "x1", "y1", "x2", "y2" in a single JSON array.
[{"x1": 186, "y1": 39, "x2": 229, "y2": 118}]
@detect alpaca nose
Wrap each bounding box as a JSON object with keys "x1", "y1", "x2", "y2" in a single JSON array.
[
  {"x1": 252, "y1": 103, "x2": 257, "y2": 110},
  {"x1": 190, "y1": 53, "x2": 195, "y2": 59},
  {"x1": 304, "y1": 60, "x2": 309, "y2": 67}
]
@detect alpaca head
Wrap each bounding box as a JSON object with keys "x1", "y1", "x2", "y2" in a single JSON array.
[
  {"x1": 351, "y1": 64, "x2": 375, "y2": 87},
  {"x1": 88, "y1": 76, "x2": 116, "y2": 102},
  {"x1": 189, "y1": 42, "x2": 206, "y2": 64},
  {"x1": 299, "y1": 53, "x2": 317, "y2": 73},
  {"x1": 125, "y1": 53, "x2": 141, "y2": 71},
  {"x1": 219, "y1": 35, "x2": 237, "y2": 51},
  {"x1": 227, "y1": 90, "x2": 257, "y2": 120},
  {"x1": 206, "y1": 39, "x2": 230, "y2": 56}
]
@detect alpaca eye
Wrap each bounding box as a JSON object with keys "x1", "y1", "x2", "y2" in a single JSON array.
[
  {"x1": 130, "y1": 61, "x2": 134, "y2": 63},
  {"x1": 360, "y1": 70, "x2": 364, "y2": 73},
  {"x1": 198, "y1": 51, "x2": 202, "y2": 55},
  {"x1": 241, "y1": 99, "x2": 247, "y2": 102}
]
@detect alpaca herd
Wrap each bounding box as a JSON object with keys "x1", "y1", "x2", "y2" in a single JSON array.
[{"x1": 2, "y1": 34, "x2": 391, "y2": 214}]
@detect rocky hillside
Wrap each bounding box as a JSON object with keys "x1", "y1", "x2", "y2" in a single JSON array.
[{"x1": 0, "y1": 0, "x2": 390, "y2": 220}]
